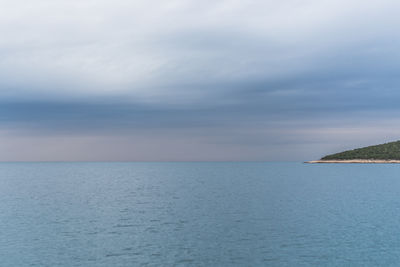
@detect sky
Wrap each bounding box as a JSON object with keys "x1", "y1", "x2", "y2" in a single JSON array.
[{"x1": 1, "y1": 0, "x2": 400, "y2": 161}]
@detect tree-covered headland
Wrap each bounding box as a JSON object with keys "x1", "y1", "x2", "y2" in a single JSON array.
[{"x1": 322, "y1": 140, "x2": 400, "y2": 160}]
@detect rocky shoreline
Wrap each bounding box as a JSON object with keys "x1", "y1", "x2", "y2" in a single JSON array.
[{"x1": 305, "y1": 159, "x2": 400, "y2": 164}]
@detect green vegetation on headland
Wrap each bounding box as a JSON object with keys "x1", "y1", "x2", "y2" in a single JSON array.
[{"x1": 321, "y1": 140, "x2": 400, "y2": 160}]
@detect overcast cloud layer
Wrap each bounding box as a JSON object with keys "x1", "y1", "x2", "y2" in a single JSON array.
[{"x1": 1, "y1": 0, "x2": 400, "y2": 161}]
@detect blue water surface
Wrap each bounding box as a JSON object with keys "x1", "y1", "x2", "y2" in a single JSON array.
[{"x1": 0, "y1": 162, "x2": 400, "y2": 266}]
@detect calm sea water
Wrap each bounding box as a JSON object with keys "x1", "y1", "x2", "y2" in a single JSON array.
[{"x1": 1, "y1": 162, "x2": 400, "y2": 266}]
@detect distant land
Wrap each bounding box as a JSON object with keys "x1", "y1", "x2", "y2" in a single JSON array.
[{"x1": 307, "y1": 140, "x2": 400, "y2": 163}]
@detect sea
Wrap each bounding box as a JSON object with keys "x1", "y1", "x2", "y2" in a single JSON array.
[{"x1": 0, "y1": 162, "x2": 400, "y2": 266}]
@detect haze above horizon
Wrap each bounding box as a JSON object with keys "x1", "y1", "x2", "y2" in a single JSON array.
[{"x1": 1, "y1": 0, "x2": 400, "y2": 161}]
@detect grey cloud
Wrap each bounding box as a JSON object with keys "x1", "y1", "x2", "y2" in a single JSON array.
[{"x1": 2, "y1": 0, "x2": 400, "y2": 160}]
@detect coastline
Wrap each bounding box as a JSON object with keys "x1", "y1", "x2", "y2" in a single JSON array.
[{"x1": 305, "y1": 159, "x2": 400, "y2": 164}]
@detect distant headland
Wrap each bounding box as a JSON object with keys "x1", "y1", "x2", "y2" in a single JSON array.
[{"x1": 306, "y1": 140, "x2": 400, "y2": 163}]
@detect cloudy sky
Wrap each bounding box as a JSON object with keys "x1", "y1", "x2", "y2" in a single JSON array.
[{"x1": 1, "y1": 0, "x2": 400, "y2": 161}]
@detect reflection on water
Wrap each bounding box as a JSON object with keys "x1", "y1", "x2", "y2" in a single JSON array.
[{"x1": 0, "y1": 162, "x2": 399, "y2": 266}]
